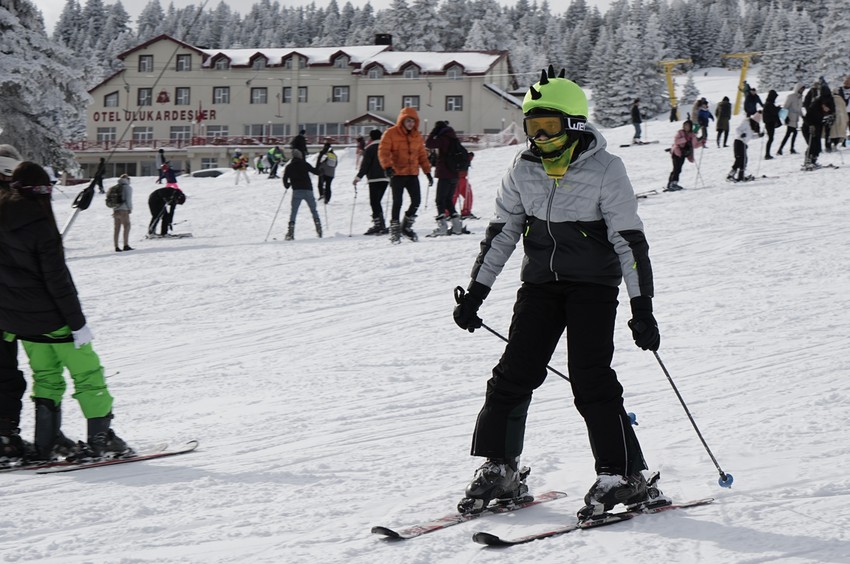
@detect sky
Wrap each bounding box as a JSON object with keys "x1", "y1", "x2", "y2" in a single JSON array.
[
  {"x1": 1, "y1": 68, "x2": 849, "y2": 562},
  {"x1": 32, "y1": 0, "x2": 616, "y2": 36}
]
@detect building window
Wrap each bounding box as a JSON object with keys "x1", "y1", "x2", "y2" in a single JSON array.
[
  {"x1": 97, "y1": 127, "x2": 116, "y2": 143},
  {"x1": 332, "y1": 86, "x2": 349, "y2": 102},
  {"x1": 333, "y1": 55, "x2": 349, "y2": 69},
  {"x1": 403, "y1": 66, "x2": 420, "y2": 79},
  {"x1": 206, "y1": 125, "x2": 229, "y2": 140},
  {"x1": 367, "y1": 96, "x2": 384, "y2": 112},
  {"x1": 251, "y1": 87, "x2": 268, "y2": 104},
  {"x1": 201, "y1": 158, "x2": 218, "y2": 170},
  {"x1": 446, "y1": 65, "x2": 463, "y2": 80},
  {"x1": 213, "y1": 86, "x2": 230, "y2": 104},
  {"x1": 138, "y1": 55, "x2": 153, "y2": 72},
  {"x1": 367, "y1": 66, "x2": 384, "y2": 79},
  {"x1": 175, "y1": 87, "x2": 191, "y2": 106},
  {"x1": 446, "y1": 95, "x2": 463, "y2": 111},
  {"x1": 252, "y1": 57, "x2": 267, "y2": 70},
  {"x1": 284, "y1": 56, "x2": 306, "y2": 70},
  {"x1": 282, "y1": 87, "x2": 292, "y2": 103},
  {"x1": 137, "y1": 88, "x2": 152, "y2": 106},
  {"x1": 104, "y1": 91, "x2": 119, "y2": 107},
  {"x1": 176, "y1": 54, "x2": 192, "y2": 72},
  {"x1": 402, "y1": 95, "x2": 420, "y2": 109},
  {"x1": 213, "y1": 58, "x2": 230, "y2": 70},
  {"x1": 298, "y1": 87, "x2": 307, "y2": 103},
  {"x1": 132, "y1": 126, "x2": 153, "y2": 143},
  {"x1": 170, "y1": 126, "x2": 191, "y2": 142}
]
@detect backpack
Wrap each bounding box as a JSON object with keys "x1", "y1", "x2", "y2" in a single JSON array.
[
  {"x1": 105, "y1": 184, "x2": 124, "y2": 208},
  {"x1": 444, "y1": 137, "x2": 471, "y2": 173},
  {"x1": 324, "y1": 152, "x2": 337, "y2": 169}
]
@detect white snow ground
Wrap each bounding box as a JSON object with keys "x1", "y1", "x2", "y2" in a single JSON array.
[{"x1": 1, "y1": 68, "x2": 849, "y2": 563}]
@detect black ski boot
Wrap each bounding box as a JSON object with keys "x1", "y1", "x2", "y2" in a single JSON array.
[
  {"x1": 364, "y1": 216, "x2": 386, "y2": 236},
  {"x1": 401, "y1": 214, "x2": 418, "y2": 242},
  {"x1": 87, "y1": 413, "x2": 133, "y2": 459},
  {"x1": 284, "y1": 222, "x2": 295, "y2": 241},
  {"x1": 389, "y1": 220, "x2": 401, "y2": 244},
  {"x1": 32, "y1": 397, "x2": 77, "y2": 462},
  {"x1": 457, "y1": 457, "x2": 531, "y2": 514},
  {"x1": 577, "y1": 471, "x2": 669, "y2": 520},
  {"x1": 0, "y1": 418, "x2": 26, "y2": 465},
  {"x1": 314, "y1": 219, "x2": 323, "y2": 238}
]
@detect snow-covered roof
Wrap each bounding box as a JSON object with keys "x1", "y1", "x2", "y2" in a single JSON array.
[
  {"x1": 484, "y1": 83, "x2": 523, "y2": 108},
  {"x1": 201, "y1": 45, "x2": 390, "y2": 68},
  {"x1": 361, "y1": 51, "x2": 503, "y2": 75}
]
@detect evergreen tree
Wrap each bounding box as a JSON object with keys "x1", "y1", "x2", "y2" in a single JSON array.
[
  {"x1": 80, "y1": 0, "x2": 108, "y2": 50},
  {"x1": 0, "y1": 0, "x2": 89, "y2": 166},
  {"x1": 437, "y1": 0, "x2": 470, "y2": 51},
  {"x1": 136, "y1": 0, "x2": 165, "y2": 41},
  {"x1": 407, "y1": 0, "x2": 443, "y2": 51},
  {"x1": 681, "y1": 72, "x2": 700, "y2": 108},
  {"x1": 52, "y1": 0, "x2": 83, "y2": 47},
  {"x1": 817, "y1": 0, "x2": 849, "y2": 86},
  {"x1": 347, "y1": 3, "x2": 376, "y2": 45}
]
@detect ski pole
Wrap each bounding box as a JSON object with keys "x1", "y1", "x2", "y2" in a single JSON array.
[
  {"x1": 348, "y1": 185, "x2": 358, "y2": 237},
  {"x1": 693, "y1": 145, "x2": 706, "y2": 188},
  {"x1": 652, "y1": 350, "x2": 734, "y2": 488},
  {"x1": 453, "y1": 286, "x2": 570, "y2": 382},
  {"x1": 265, "y1": 187, "x2": 288, "y2": 242},
  {"x1": 323, "y1": 199, "x2": 329, "y2": 231}
]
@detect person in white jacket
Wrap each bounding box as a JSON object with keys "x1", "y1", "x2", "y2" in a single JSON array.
[{"x1": 727, "y1": 112, "x2": 763, "y2": 182}]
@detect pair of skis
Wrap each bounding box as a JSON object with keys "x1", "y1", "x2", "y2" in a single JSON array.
[
  {"x1": 372, "y1": 490, "x2": 713, "y2": 546},
  {"x1": 0, "y1": 440, "x2": 198, "y2": 474}
]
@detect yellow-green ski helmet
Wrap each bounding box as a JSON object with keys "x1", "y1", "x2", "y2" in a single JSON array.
[{"x1": 522, "y1": 66, "x2": 589, "y2": 118}]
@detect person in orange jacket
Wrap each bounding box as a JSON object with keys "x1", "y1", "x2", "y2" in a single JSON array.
[{"x1": 378, "y1": 107, "x2": 433, "y2": 243}]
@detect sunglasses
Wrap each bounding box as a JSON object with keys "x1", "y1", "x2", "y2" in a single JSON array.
[{"x1": 523, "y1": 113, "x2": 587, "y2": 139}]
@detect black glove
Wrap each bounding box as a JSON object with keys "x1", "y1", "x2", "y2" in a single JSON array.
[
  {"x1": 385, "y1": 167, "x2": 394, "y2": 178},
  {"x1": 426, "y1": 173, "x2": 434, "y2": 187},
  {"x1": 453, "y1": 282, "x2": 490, "y2": 333},
  {"x1": 628, "y1": 296, "x2": 660, "y2": 351}
]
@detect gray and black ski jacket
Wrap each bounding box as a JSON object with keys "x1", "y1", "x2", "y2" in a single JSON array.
[{"x1": 470, "y1": 124, "x2": 653, "y2": 299}]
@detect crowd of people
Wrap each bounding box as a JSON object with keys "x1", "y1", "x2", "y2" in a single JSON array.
[{"x1": 665, "y1": 75, "x2": 849, "y2": 188}]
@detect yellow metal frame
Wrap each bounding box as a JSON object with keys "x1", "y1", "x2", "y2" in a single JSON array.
[
  {"x1": 658, "y1": 59, "x2": 692, "y2": 110},
  {"x1": 720, "y1": 52, "x2": 762, "y2": 115}
]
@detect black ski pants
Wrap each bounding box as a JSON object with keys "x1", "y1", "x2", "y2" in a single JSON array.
[
  {"x1": 368, "y1": 181, "x2": 389, "y2": 220},
  {"x1": 390, "y1": 175, "x2": 421, "y2": 222},
  {"x1": 779, "y1": 126, "x2": 797, "y2": 153},
  {"x1": 0, "y1": 337, "x2": 25, "y2": 426},
  {"x1": 732, "y1": 139, "x2": 748, "y2": 179},
  {"x1": 148, "y1": 201, "x2": 175, "y2": 236},
  {"x1": 668, "y1": 153, "x2": 686, "y2": 184},
  {"x1": 803, "y1": 124, "x2": 823, "y2": 163},
  {"x1": 470, "y1": 281, "x2": 647, "y2": 477},
  {"x1": 435, "y1": 178, "x2": 458, "y2": 217},
  {"x1": 716, "y1": 127, "x2": 729, "y2": 147}
]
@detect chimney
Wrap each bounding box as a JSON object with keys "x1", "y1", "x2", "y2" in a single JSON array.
[{"x1": 374, "y1": 34, "x2": 393, "y2": 48}]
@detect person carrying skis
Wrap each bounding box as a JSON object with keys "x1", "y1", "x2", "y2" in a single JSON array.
[
  {"x1": 667, "y1": 119, "x2": 704, "y2": 191},
  {"x1": 353, "y1": 129, "x2": 389, "y2": 235},
  {"x1": 0, "y1": 162, "x2": 132, "y2": 461},
  {"x1": 452, "y1": 66, "x2": 663, "y2": 519},
  {"x1": 727, "y1": 112, "x2": 763, "y2": 182}
]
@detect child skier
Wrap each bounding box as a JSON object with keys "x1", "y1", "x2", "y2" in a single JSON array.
[
  {"x1": 453, "y1": 67, "x2": 665, "y2": 520},
  {"x1": 727, "y1": 113, "x2": 763, "y2": 182}
]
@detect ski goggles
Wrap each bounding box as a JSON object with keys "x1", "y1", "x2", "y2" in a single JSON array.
[{"x1": 523, "y1": 113, "x2": 587, "y2": 140}]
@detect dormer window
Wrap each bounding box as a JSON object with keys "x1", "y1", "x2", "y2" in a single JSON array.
[
  {"x1": 367, "y1": 66, "x2": 384, "y2": 79},
  {"x1": 333, "y1": 55, "x2": 349, "y2": 69},
  {"x1": 446, "y1": 65, "x2": 463, "y2": 80},
  {"x1": 285, "y1": 56, "x2": 306, "y2": 69},
  {"x1": 403, "y1": 65, "x2": 420, "y2": 79},
  {"x1": 252, "y1": 56, "x2": 267, "y2": 70},
  {"x1": 214, "y1": 57, "x2": 230, "y2": 70}
]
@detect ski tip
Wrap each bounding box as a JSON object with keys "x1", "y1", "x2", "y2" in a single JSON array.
[
  {"x1": 472, "y1": 531, "x2": 506, "y2": 546},
  {"x1": 370, "y1": 526, "x2": 401, "y2": 539}
]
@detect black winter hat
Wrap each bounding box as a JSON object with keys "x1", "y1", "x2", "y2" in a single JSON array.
[{"x1": 369, "y1": 129, "x2": 382, "y2": 141}]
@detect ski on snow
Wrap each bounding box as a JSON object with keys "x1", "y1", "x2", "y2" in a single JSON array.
[
  {"x1": 0, "y1": 440, "x2": 198, "y2": 474},
  {"x1": 371, "y1": 490, "x2": 568, "y2": 540},
  {"x1": 619, "y1": 141, "x2": 660, "y2": 148},
  {"x1": 472, "y1": 497, "x2": 714, "y2": 547}
]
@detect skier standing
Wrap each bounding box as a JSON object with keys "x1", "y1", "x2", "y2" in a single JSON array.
[
  {"x1": 727, "y1": 113, "x2": 762, "y2": 182},
  {"x1": 667, "y1": 119, "x2": 704, "y2": 191},
  {"x1": 425, "y1": 120, "x2": 463, "y2": 235},
  {"x1": 0, "y1": 162, "x2": 132, "y2": 461},
  {"x1": 453, "y1": 67, "x2": 662, "y2": 519},
  {"x1": 762, "y1": 90, "x2": 782, "y2": 160},
  {"x1": 378, "y1": 107, "x2": 433, "y2": 243},
  {"x1": 231, "y1": 149, "x2": 250, "y2": 186},
  {"x1": 714, "y1": 96, "x2": 732, "y2": 148},
  {"x1": 282, "y1": 149, "x2": 322, "y2": 240},
  {"x1": 353, "y1": 129, "x2": 389, "y2": 235},
  {"x1": 778, "y1": 84, "x2": 804, "y2": 155},
  {"x1": 630, "y1": 98, "x2": 642, "y2": 144}
]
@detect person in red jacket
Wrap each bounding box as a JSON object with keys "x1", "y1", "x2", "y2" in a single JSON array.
[
  {"x1": 378, "y1": 107, "x2": 433, "y2": 243},
  {"x1": 425, "y1": 120, "x2": 463, "y2": 236}
]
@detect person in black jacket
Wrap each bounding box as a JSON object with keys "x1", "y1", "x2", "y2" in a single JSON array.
[
  {"x1": 0, "y1": 145, "x2": 30, "y2": 463},
  {"x1": 0, "y1": 162, "x2": 132, "y2": 461},
  {"x1": 762, "y1": 90, "x2": 781, "y2": 160},
  {"x1": 353, "y1": 129, "x2": 389, "y2": 235},
  {"x1": 802, "y1": 78, "x2": 835, "y2": 169},
  {"x1": 148, "y1": 185, "x2": 186, "y2": 237},
  {"x1": 282, "y1": 149, "x2": 321, "y2": 240},
  {"x1": 630, "y1": 99, "x2": 642, "y2": 144},
  {"x1": 425, "y1": 121, "x2": 463, "y2": 235},
  {"x1": 290, "y1": 129, "x2": 308, "y2": 157},
  {"x1": 93, "y1": 157, "x2": 106, "y2": 194}
]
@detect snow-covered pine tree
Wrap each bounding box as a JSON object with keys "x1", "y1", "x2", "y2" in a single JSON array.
[
  {"x1": 816, "y1": 0, "x2": 849, "y2": 87},
  {"x1": 136, "y1": 0, "x2": 165, "y2": 42},
  {"x1": 0, "y1": 0, "x2": 89, "y2": 166},
  {"x1": 681, "y1": 72, "x2": 701, "y2": 113},
  {"x1": 407, "y1": 0, "x2": 443, "y2": 51}
]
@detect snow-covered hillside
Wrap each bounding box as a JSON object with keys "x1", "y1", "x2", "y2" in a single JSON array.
[{"x1": 1, "y1": 69, "x2": 848, "y2": 563}]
